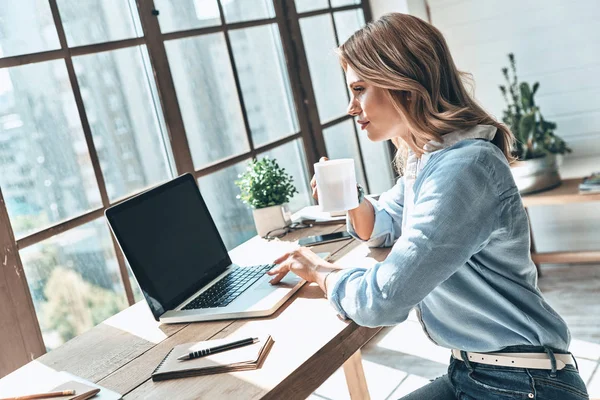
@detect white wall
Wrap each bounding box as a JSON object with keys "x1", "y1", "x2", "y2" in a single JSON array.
[{"x1": 370, "y1": 0, "x2": 600, "y2": 259}]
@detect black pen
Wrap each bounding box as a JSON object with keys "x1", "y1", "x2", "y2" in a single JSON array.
[{"x1": 177, "y1": 337, "x2": 260, "y2": 361}]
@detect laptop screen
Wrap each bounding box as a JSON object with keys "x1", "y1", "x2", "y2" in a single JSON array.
[{"x1": 105, "y1": 174, "x2": 231, "y2": 320}]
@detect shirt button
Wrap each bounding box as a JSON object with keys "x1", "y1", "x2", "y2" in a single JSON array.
[{"x1": 528, "y1": 394, "x2": 534, "y2": 398}]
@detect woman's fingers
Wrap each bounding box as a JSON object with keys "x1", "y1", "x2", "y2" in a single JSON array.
[
  {"x1": 269, "y1": 270, "x2": 289, "y2": 285},
  {"x1": 268, "y1": 262, "x2": 290, "y2": 284},
  {"x1": 311, "y1": 157, "x2": 328, "y2": 201},
  {"x1": 273, "y1": 252, "x2": 291, "y2": 265}
]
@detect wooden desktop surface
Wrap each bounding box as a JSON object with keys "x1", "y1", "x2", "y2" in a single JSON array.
[
  {"x1": 521, "y1": 177, "x2": 600, "y2": 207},
  {"x1": 0, "y1": 223, "x2": 387, "y2": 399}
]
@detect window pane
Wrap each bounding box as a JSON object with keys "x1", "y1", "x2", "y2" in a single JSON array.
[
  {"x1": 73, "y1": 46, "x2": 173, "y2": 201},
  {"x1": 56, "y1": 0, "x2": 143, "y2": 47},
  {"x1": 331, "y1": 0, "x2": 361, "y2": 7},
  {"x1": 0, "y1": 1, "x2": 60, "y2": 58},
  {"x1": 198, "y1": 162, "x2": 256, "y2": 251},
  {"x1": 333, "y1": 9, "x2": 365, "y2": 45},
  {"x1": 229, "y1": 25, "x2": 298, "y2": 147},
  {"x1": 355, "y1": 121, "x2": 395, "y2": 194},
  {"x1": 295, "y1": 0, "x2": 328, "y2": 13},
  {"x1": 154, "y1": 0, "x2": 221, "y2": 33},
  {"x1": 20, "y1": 219, "x2": 128, "y2": 351},
  {"x1": 166, "y1": 34, "x2": 250, "y2": 169},
  {"x1": 259, "y1": 139, "x2": 312, "y2": 213},
  {"x1": 0, "y1": 61, "x2": 102, "y2": 239},
  {"x1": 323, "y1": 120, "x2": 366, "y2": 188},
  {"x1": 222, "y1": 0, "x2": 275, "y2": 23},
  {"x1": 300, "y1": 15, "x2": 348, "y2": 123},
  {"x1": 126, "y1": 259, "x2": 144, "y2": 303}
]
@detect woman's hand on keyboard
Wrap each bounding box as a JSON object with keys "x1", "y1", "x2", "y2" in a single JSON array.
[{"x1": 268, "y1": 246, "x2": 334, "y2": 284}]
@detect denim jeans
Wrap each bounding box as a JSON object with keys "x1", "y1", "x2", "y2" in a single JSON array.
[{"x1": 400, "y1": 346, "x2": 589, "y2": 399}]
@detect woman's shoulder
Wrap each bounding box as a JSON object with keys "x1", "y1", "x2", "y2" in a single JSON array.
[
  {"x1": 431, "y1": 139, "x2": 509, "y2": 172},
  {"x1": 425, "y1": 140, "x2": 517, "y2": 198}
]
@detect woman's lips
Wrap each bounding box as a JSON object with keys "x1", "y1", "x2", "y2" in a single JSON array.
[{"x1": 358, "y1": 122, "x2": 370, "y2": 130}]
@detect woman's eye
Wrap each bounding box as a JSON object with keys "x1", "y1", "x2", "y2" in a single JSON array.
[{"x1": 353, "y1": 87, "x2": 364, "y2": 93}]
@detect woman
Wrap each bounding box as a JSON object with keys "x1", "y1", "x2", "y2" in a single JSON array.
[{"x1": 267, "y1": 13, "x2": 589, "y2": 399}]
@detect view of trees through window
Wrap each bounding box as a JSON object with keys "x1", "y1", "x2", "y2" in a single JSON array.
[{"x1": 0, "y1": 0, "x2": 392, "y2": 351}]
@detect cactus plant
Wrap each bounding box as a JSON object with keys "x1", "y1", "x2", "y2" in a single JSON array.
[{"x1": 499, "y1": 53, "x2": 571, "y2": 160}]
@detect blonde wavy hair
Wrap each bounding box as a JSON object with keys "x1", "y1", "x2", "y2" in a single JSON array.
[{"x1": 337, "y1": 13, "x2": 515, "y2": 175}]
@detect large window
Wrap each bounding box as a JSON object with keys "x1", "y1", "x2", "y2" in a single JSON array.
[{"x1": 0, "y1": 0, "x2": 388, "y2": 353}]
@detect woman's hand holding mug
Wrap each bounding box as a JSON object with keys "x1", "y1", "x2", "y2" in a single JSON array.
[{"x1": 310, "y1": 156, "x2": 328, "y2": 201}]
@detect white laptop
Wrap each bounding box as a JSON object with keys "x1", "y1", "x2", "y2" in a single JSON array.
[{"x1": 105, "y1": 173, "x2": 322, "y2": 324}]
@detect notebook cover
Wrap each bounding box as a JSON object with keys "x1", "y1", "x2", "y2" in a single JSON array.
[
  {"x1": 49, "y1": 381, "x2": 100, "y2": 400},
  {"x1": 55, "y1": 372, "x2": 122, "y2": 400},
  {"x1": 152, "y1": 334, "x2": 273, "y2": 382}
]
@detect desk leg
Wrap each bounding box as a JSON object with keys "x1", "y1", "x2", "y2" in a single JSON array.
[
  {"x1": 342, "y1": 349, "x2": 371, "y2": 400},
  {"x1": 525, "y1": 207, "x2": 541, "y2": 277}
]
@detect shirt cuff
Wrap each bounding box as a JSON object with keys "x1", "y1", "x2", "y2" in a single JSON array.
[
  {"x1": 346, "y1": 197, "x2": 391, "y2": 248},
  {"x1": 327, "y1": 267, "x2": 368, "y2": 321}
]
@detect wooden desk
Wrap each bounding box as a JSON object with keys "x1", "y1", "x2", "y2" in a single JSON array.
[
  {"x1": 522, "y1": 178, "x2": 600, "y2": 273},
  {"x1": 0, "y1": 224, "x2": 389, "y2": 400}
]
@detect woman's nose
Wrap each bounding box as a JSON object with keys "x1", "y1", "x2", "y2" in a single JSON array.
[{"x1": 347, "y1": 100, "x2": 360, "y2": 116}]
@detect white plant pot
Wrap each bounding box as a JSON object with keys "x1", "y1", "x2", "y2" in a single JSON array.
[
  {"x1": 510, "y1": 153, "x2": 562, "y2": 195},
  {"x1": 252, "y1": 203, "x2": 292, "y2": 237}
]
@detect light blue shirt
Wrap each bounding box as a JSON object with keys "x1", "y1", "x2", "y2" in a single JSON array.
[{"x1": 330, "y1": 126, "x2": 571, "y2": 352}]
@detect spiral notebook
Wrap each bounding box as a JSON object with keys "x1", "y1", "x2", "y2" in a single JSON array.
[{"x1": 152, "y1": 334, "x2": 274, "y2": 381}]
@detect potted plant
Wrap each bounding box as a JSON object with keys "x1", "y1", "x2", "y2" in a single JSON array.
[
  {"x1": 235, "y1": 156, "x2": 298, "y2": 237},
  {"x1": 499, "y1": 53, "x2": 572, "y2": 194}
]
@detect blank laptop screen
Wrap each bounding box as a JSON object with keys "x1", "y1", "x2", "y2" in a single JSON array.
[{"x1": 106, "y1": 174, "x2": 231, "y2": 319}]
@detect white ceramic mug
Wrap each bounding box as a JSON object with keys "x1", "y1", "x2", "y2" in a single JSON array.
[{"x1": 314, "y1": 159, "x2": 358, "y2": 212}]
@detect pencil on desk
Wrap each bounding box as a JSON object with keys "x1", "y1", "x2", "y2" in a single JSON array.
[{"x1": 0, "y1": 389, "x2": 76, "y2": 400}]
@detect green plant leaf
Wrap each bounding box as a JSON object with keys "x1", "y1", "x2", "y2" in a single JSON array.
[
  {"x1": 532, "y1": 82, "x2": 539, "y2": 97},
  {"x1": 234, "y1": 156, "x2": 298, "y2": 209},
  {"x1": 519, "y1": 82, "x2": 532, "y2": 110},
  {"x1": 518, "y1": 111, "x2": 535, "y2": 142},
  {"x1": 498, "y1": 53, "x2": 570, "y2": 159}
]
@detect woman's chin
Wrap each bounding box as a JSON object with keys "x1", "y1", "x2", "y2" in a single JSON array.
[{"x1": 365, "y1": 129, "x2": 383, "y2": 141}]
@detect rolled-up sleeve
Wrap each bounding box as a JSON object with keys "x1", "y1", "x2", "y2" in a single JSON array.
[
  {"x1": 331, "y1": 158, "x2": 499, "y2": 327},
  {"x1": 347, "y1": 177, "x2": 405, "y2": 248}
]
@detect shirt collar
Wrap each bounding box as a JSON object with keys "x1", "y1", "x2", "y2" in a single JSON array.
[
  {"x1": 405, "y1": 125, "x2": 497, "y2": 178},
  {"x1": 422, "y1": 124, "x2": 497, "y2": 153}
]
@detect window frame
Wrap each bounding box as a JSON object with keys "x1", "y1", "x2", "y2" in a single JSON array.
[{"x1": 0, "y1": 0, "x2": 376, "y2": 366}]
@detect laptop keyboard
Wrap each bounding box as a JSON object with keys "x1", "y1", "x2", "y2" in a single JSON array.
[{"x1": 181, "y1": 264, "x2": 274, "y2": 309}]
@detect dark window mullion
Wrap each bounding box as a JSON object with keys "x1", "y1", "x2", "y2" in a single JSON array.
[
  {"x1": 358, "y1": 0, "x2": 396, "y2": 179},
  {"x1": 0, "y1": 38, "x2": 146, "y2": 69},
  {"x1": 51, "y1": 0, "x2": 137, "y2": 307},
  {"x1": 329, "y1": 4, "x2": 370, "y2": 193},
  {"x1": 274, "y1": 0, "x2": 327, "y2": 175},
  {"x1": 49, "y1": 0, "x2": 138, "y2": 305},
  {"x1": 360, "y1": 0, "x2": 373, "y2": 22},
  {"x1": 297, "y1": 4, "x2": 361, "y2": 18},
  {"x1": 136, "y1": 0, "x2": 195, "y2": 175},
  {"x1": 216, "y1": 0, "x2": 256, "y2": 159},
  {"x1": 0, "y1": 187, "x2": 46, "y2": 363},
  {"x1": 162, "y1": 18, "x2": 277, "y2": 42},
  {"x1": 49, "y1": 0, "x2": 110, "y2": 208},
  {"x1": 194, "y1": 133, "x2": 302, "y2": 179}
]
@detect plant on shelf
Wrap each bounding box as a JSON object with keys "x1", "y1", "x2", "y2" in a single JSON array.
[
  {"x1": 235, "y1": 157, "x2": 298, "y2": 237},
  {"x1": 499, "y1": 53, "x2": 571, "y2": 160}
]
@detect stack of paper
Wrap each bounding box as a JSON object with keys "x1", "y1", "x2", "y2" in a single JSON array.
[
  {"x1": 0, "y1": 370, "x2": 121, "y2": 400},
  {"x1": 292, "y1": 206, "x2": 346, "y2": 224},
  {"x1": 579, "y1": 172, "x2": 600, "y2": 194}
]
